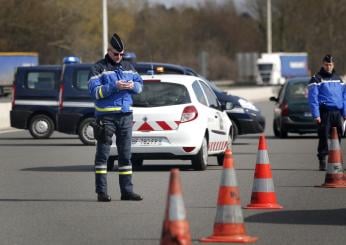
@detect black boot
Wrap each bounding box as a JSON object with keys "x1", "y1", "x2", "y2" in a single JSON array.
[
  {"x1": 97, "y1": 192, "x2": 111, "y2": 202},
  {"x1": 319, "y1": 159, "x2": 327, "y2": 171},
  {"x1": 121, "y1": 192, "x2": 143, "y2": 201}
]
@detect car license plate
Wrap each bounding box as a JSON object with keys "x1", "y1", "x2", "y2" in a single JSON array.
[
  {"x1": 304, "y1": 112, "x2": 312, "y2": 117},
  {"x1": 132, "y1": 137, "x2": 163, "y2": 146}
]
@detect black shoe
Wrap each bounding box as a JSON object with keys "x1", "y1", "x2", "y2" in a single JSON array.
[
  {"x1": 97, "y1": 192, "x2": 111, "y2": 202},
  {"x1": 319, "y1": 159, "x2": 327, "y2": 171},
  {"x1": 121, "y1": 192, "x2": 143, "y2": 201}
]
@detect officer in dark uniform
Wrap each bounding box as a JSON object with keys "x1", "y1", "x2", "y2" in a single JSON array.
[
  {"x1": 308, "y1": 54, "x2": 346, "y2": 170},
  {"x1": 88, "y1": 33, "x2": 143, "y2": 201}
]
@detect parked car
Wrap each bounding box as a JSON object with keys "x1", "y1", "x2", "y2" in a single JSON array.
[
  {"x1": 133, "y1": 62, "x2": 265, "y2": 141},
  {"x1": 269, "y1": 77, "x2": 317, "y2": 138},
  {"x1": 108, "y1": 74, "x2": 233, "y2": 170}
]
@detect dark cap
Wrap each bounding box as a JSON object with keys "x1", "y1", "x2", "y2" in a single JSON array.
[
  {"x1": 322, "y1": 54, "x2": 334, "y2": 63},
  {"x1": 110, "y1": 33, "x2": 124, "y2": 52}
]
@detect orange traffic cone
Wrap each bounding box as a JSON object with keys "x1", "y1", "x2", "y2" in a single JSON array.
[
  {"x1": 245, "y1": 135, "x2": 283, "y2": 209},
  {"x1": 320, "y1": 127, "x2": 346, "y2": 188},
  {"x1": 200, "y1": 149, "x2": 258, "y2": 243},
  {"x1": 160, "y1": 169, "x2": 192, "y2": 245}
]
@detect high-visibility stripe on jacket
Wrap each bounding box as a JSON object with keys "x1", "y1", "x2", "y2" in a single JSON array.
[
  {"x1": 88, "y1": 55, "x2": 143, "y2": 117},
  {"x1": 307, "y1": 69, "x2": 346, "y2": 118}
]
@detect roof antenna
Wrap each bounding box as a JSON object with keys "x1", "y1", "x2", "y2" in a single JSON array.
[{"x1": 148, "y1": 45, "x2": 154, "y2": 78}]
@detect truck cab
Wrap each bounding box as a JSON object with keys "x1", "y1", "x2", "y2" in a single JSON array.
[
  {"x1": 256, "y1": 52, "x2": 309, "y2": 85},
  {"x1": 10, "y1": 65, "x2": 62, "y2": 138}
]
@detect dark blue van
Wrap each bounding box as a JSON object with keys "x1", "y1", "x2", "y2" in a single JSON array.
[
  {"x1": 57, "y1": 63, "x2": 95, "y2": 145},
  {"x1": 10, "y1": 65, "x2": 62, "y2": 138}
]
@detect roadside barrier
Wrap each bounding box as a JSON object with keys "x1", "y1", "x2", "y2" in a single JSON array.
[
  {"x1": 245, "y1": 135, "x2": 283, "y2": 209},
  {"x1": 160, "y1": 168, "x2": 192, "y2": 245},
  {"x1": 200, "y1": 149, "x2": 258, "y2": 243},
  {"x1": 319, "y1": 127, "x2": 346, "y2": 188}
]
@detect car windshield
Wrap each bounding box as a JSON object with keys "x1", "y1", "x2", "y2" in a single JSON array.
[
  {"x1": 132, "y1": 81, "x2": 191, "y2": 107},
  {"x1": 286, "y1": 81, "x2": 309, "y2": 101},
  {"x1": 258, "y1": 64, "x2": 273, "y2": 71},
  {"x1": 207, "y1": 80, "x2": 224, "y2": 93}
]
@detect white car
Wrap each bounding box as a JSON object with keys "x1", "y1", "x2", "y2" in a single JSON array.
[{"x1": 108, "y1": 74, "x2": 233, "y2": 170}]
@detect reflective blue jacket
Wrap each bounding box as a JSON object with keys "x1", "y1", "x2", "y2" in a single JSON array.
[
  {"x1": 308, "y1": 68, "x2": 346, "y2": 118},
  {"x1": 88, "y1": 60, "x2": 143, "y2": 117}
]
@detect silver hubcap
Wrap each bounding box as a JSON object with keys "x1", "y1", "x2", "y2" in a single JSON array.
[
  {"x1": 85, "y1": 125, "x2": 94, "y2": 139},
  {"x1": 202, "y1": 139, "x2": 208, "y2": 165},
  {"x1": 35, "y1": 120, "x2": 49, "y2": 134}
]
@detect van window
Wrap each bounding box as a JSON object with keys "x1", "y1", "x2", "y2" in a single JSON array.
[
  {"x1": 73, "y1": 69, "x2": 90, "y2": 90},
  {"x1": 132, "y1": 81, "x2": 191, "y2": 107},
  {"x1": 27, "y1": 72, "x2": 56, "y2": 90}
]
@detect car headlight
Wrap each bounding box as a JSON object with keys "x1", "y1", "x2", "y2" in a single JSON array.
[{"x1": 238, "y1": 98, "x2": 259, "y2": 111}]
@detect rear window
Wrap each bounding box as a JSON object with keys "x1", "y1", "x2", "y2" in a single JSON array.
[
  {"x1": 133, "y1": 81, "x2": 191, "y2": 107},
  {"x1": 26, "y1": 72, "x2": 56, "y2": 90},
  {"x1": 286, "y1": 81, "x2": 308, "y2": 100},
  {"x1": 73, "y1": 69, "x2": 90, "y2": 90}
]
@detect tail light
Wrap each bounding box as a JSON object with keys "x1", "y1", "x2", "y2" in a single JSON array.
[
  {"x1": 180, "y1": 105, "x2": 198, "y2": 123},
  {"x1": 11, "y1": 84, "x2": 16, "y2": 108},
  {"x1": 58, "y1": 83, "x2": 64, "y2": 110},
  {"x1": 280, "y1": 102, "x2": 289, "y2": 116}
]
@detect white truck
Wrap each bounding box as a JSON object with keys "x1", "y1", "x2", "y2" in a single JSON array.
[
  {"x1": 256, "y1": 52, "x2": 309, "y2": 85},
  {"x1": 0, "y1": 52, "x2": 38, "y2": 96}
]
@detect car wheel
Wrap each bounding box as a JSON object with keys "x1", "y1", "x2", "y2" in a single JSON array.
[
  {"x1": 107, "y1": 156, "x2": 116, "y2": 171},
  {"x1": 217, "y1": 133, "x2": 233, "y2": 166},
  {"x1": 278, "y1": 122, "x2": 288, "y2": 138},
  {"x1": 279, "y1": 127, "x2": 288, "y2": 138},
  {"x1": 192, "y1": 137, "x2": 208, "y2": 171},
  {"x1": 29, "y1": 114, "x2": 54, "y2": 139},
  {"x1": 231, "y1": 120, "x2": 238, "y2": 142},
  {"x1": 132, "y1": 158, "x2": 143, "y2": 167},
  {"x1": 273, "y1": 120, "x2": 280, "y2": 137},
  {"x1": 78, "y1": 118, "x2": 96, "y2": 145}
]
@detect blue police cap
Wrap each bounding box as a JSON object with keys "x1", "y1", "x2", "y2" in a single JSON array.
[
  {"x1": 322, "y1": 54, "x2": 334, "y2": 63},
  {"x1": 110, "y1": 33, "x2": 124, "y2": 52}
]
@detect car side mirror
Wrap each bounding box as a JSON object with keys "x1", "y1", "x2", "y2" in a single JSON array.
[
  {"x1": 269, "y1": 96, "x2": 278, "y2": 102},
  {"x1": 221, "y1": 101, "x2": 234, "y2": 111}
]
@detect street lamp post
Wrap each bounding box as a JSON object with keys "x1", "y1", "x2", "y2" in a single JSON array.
[
  {"x1": 102, "y1": 0, "x2": 108, "y2": 56},
  {"x1": 267, "y1": 0, "x2": 272, "y2": 53}
]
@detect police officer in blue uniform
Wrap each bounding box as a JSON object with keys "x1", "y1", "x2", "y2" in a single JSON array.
[
  {"x1": 308, "y1": 54, "x2": 346, "y2": 170},
  {"x1": 88, "y1": 33, "x2": 143, "y2": 201}
]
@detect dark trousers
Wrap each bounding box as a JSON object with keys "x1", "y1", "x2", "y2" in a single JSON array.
[
  {"x1": 94, "y1": 113, "x2": 134, "y2": 195},
  {"x1": 317, "y1": 109, "x2": 343, "y2": 160}
]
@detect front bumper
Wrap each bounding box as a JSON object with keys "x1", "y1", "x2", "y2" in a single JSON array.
[
  {"x1": 281, "y1": 117, "x2": 317, "y2": 133},
  {"x1": 228, "y1": 109, "x2": 265, "y2": 134}
]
